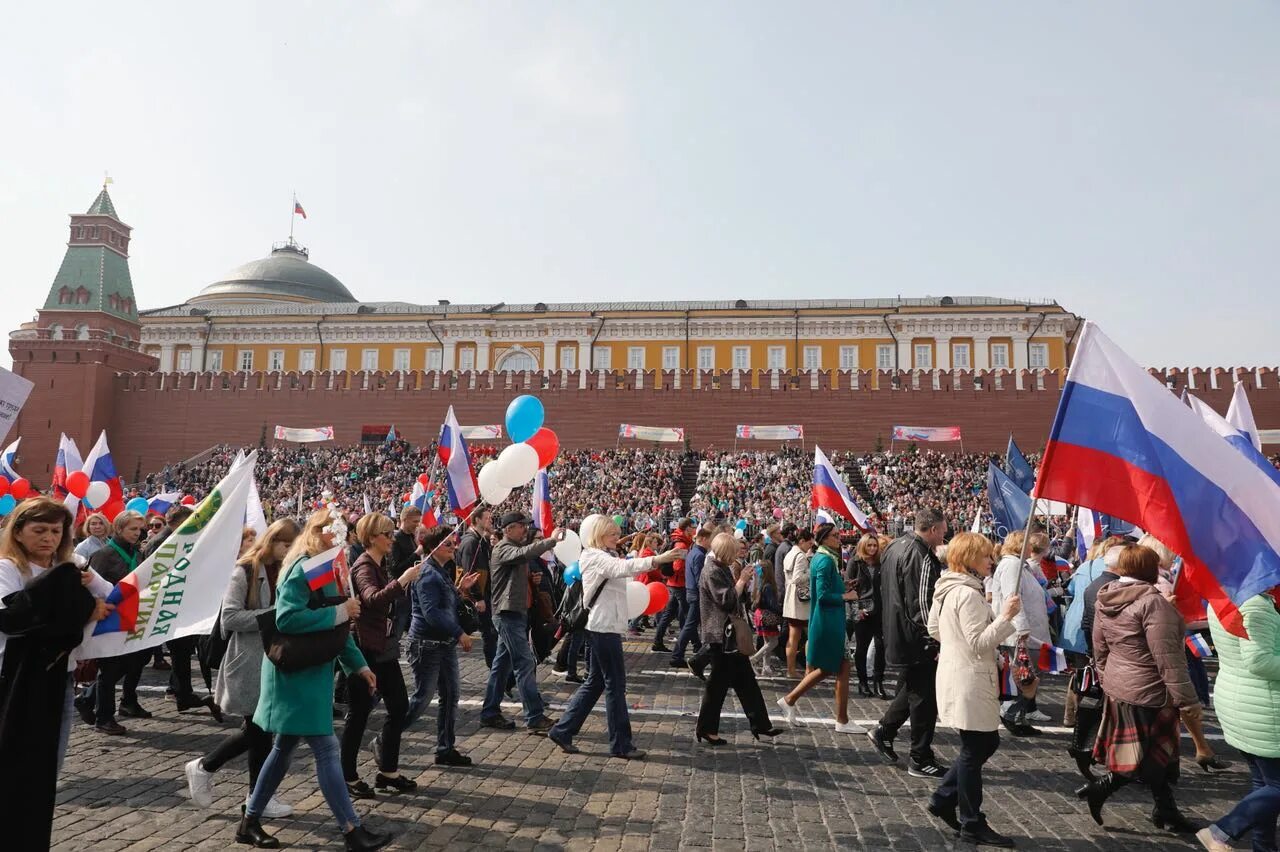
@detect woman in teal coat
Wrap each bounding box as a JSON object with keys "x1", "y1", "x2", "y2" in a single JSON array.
[
  {"x1": 236, "y1": 508, "x2": 390, "y2": 852},
  {"x1": 1199, "y1": 592, "x2": 1280, "y2": 852},
  {"x1": 777, "y1": 524, "x2": 862, "y2": 735}
]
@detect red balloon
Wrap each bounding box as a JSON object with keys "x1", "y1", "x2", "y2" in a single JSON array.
[
  {"x1": 0, "y1": 477, "x2": 8, "y2": 498},
  {"x1": 643, "y1": 581, "x2": 670, "y2": 616},
  {"x1": 401, "y1": 492, "x2": 412, "y2": 503},
  {"x1": 66, "y1": 470, "x2": 90, "y2": 498},
  {"x1": 417, "y1": 473, "x2": 430, "y2": 489},
  {"x1": 180, "y1": 495, "x2": 197, "y2": 506},
  {"x1": 10, "y1": 478, "x2": 30, "y2": 500},
  {"x1": 526, "y1": 427, "x2": 560, "y2": 469}
]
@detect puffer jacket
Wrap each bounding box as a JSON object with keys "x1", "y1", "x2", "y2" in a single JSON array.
[
  {"x1": 928, "y1": 571, "x2": 1016, "y2": 732},
  {"x1": 1208, "y1": 595, "x2": 1280, "y2": 758},
  {"x1": 1092, "y1": 579, "x2": 1198, "y2": 710}
]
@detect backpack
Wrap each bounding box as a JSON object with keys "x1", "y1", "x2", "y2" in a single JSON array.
[{"x1": 556, "y1": 576, "x2": 609, "y2": 635}]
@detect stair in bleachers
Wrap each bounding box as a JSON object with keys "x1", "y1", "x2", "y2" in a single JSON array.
[
  {"x1": 843, "y1": 462, "x2": 880, "y2": 519},
  {"x1": 679, "y1": 456, "x2": 701, "y2": 516}
]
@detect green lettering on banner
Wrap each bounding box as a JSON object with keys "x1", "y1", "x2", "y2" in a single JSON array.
[
  {"x1": 152, "y1": 624, "x2": 170, "y2": 637},
  {"x1": 155, "y1": 609, "x2": 176, "y2": 625},
  {"x1": 161, "y1": 589, "x2": 183, "y2": 607}
]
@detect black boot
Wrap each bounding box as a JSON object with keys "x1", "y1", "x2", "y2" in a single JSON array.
[
  {"x1": 873, "y1": 679, "x2": 890, "y2": 700},
  {"x1": 1151, "y1": 790, "x2": 1200, "y2": 834},
  {"x1": 1077, "y1": 772, "x2": 1126, "y2": 826},
  {"x1": 344, "y1": 824, "x2": 392, "y2": 851},
  {"x1": 235, "y1": 814, "x2": 280, "y2": 848},
  {"x1": 1067, "y1": 745, "x2": 1097, "y2": 782},
  {"x1": 856, "y1": 679, "x2": 872, "y2": 698}
]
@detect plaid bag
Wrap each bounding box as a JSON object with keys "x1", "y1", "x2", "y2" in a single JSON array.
[{"x1": 1013, "y1": 636, "x2": 1037, "y2": 686}]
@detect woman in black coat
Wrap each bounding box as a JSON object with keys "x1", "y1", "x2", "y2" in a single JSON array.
[{"x1": 845, "y1": 533, "x2": 888, "y2": 699}]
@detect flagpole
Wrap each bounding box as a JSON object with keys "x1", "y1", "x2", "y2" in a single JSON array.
[{"x1": 289, "y1": 191, "x2": 296, "y2": 242}]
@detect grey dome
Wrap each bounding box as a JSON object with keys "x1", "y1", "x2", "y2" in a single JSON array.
[{"x1": 192, "y1": 243, "x2": 356, "y2": 303}]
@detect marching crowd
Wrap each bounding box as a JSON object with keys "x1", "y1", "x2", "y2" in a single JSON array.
[{"x1": 4, "y1": 448, "x2": 1280, "y2": 849}]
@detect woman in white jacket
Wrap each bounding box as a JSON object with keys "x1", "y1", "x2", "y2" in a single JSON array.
[
  {"x1": 926, "y1": 532, "x2": 1021, "y2": 848},
  {"x1": 547, "y1": 515, "x2": 685, "y2": 760},
  {"x1": 989, "y1": 531, "x2": 1052, "y2": 733}
]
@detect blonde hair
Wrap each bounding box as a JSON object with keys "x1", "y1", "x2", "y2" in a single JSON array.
[
  {"x1": 1088, "y1": 534, "x2": 1127, "y2": 562},
  {"x1": 855, "y1": 533, "x2": 880, "y2": 563},
  {"x1": 946, "y1": 532, "x2": 994, "y2": 574},
  {"x1": 239, "y1": 518, "x2": 299, "y2": 608},
  {"x1": 1028, "y1": 532, "x2": 1050, "y2": 557},
  {"x1": 1137, "y1": 534, "x2": 1177, "y2": 570},
  {"x1": 79, "y1": 512, "x2": 109, "y2": 540},
  {"x1": 582, "y1": 514, "x2": 619, "y2": 550},
  {"x1": 0, "y1": 497, "x2": 75, "y2": 580},
  {"x1": 356, "y1": 512, "x2": 395, "y2": 548},
  {"x1": 709, "y1": 532, "x2": 739, "y2": 564},
  {"x1": 113, "y1": 510, "x2": 146, "y2": 535},
  {"x1": 1000, "y1": 530, "x2": 1026, "y2": 557},
  {"x1": 282, "y1": 508, "x2": 336, "y2": 573}
]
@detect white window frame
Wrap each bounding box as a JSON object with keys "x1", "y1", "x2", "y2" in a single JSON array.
[
  {"x1": 177, "y1": 349, "x2": 192, "y2": 372},
  {"x1": 591, "y1": 346, "x2": 611, "y2": 370},
  {"x1": 426, "y1": 348, "x2": 443, "y2": 371},
  {"x1": 268, "y1": 349, "x2": 285, "y2": 372},
  {"x1": 238, "y1": 349, "x2": 254, "y2": 371},
  {"x1": 697, "y1": 347, "x2": 715, "y2": 370},
  {"x1": 767, "y1": 346, "x2": 786, "y2": 370},
  {"x1": 662, "y1": 346, "x2": 680, "y2": 370},
  {"x1": 1029, "y1": 342, "x2": 1048, "y2": 369},
  {"x1": 300, "y1": 349, "x2": 316, "y2": 371},
  {"x1": 361, "y1": 349, "x2": 379, "y2": 371},
  {"x1": 876, "y1": 344, "x2": 894, "y2": 370},
  {"x1": 732, "y1": 346, "x2": 750, "y2": 370},
  {"x1": 559, "y1": 346, "x2": 576, "y2": 370},
  {"x1": 952, "y1": 343, "x2": 971, "y2": 370},
  {"x1": 458, "y1": 348, "x2": 476, "y2": 371},
  {"x1": 627, "y1": 346, "x2": 645, "y2": 370},
  {"x1": 839, "y1": 346, "x2": 858, "y2": 371},
  {"x1": 803, "y1": 346, "x2": 821, "y2": 370},
  {"x1": 914, "y1": 344, "x2": 932, "y2": 370},
  {"x1": 393, "y1": 348, "x2": 411, "y2": 371},
  {"x1": 207, "y1": 351, "x2": 223, "y2": 371},
  {"x1": 330, "y1": 348, "x2": 347, "y2": 371},
  {"x1": 991, "y1": 343, "x2": 1010, "y2": 369}
]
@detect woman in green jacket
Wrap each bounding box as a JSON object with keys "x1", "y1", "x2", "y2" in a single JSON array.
[
  {"x1": 777, "y1": 524, "x2": 861, "y2": 734},
  {"x1": 1198, "y1": 592, "x2": 1280, "y2": 852},
  {"x1": 236, "y1": 509, "x2": 390, "y2": 852}
]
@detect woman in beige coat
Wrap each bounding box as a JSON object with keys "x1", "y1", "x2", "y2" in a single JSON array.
[{"x1": 925, "y1": 533, "x2": 1021, "y2": 848}]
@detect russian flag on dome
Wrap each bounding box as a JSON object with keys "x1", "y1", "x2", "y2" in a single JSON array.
[
  {"x1": 1186, "y1": 633, "x2": 1214, "y2": 658},
  {"x1": 1227, "y1": 382, "x2": 1263, "y2": 453},
  {"x1": 409, "y1": 481, "x2": 439, "y2": 528},
  {"x1": 80, "y1": 431, "x2": 126, "y2": 520},
  {"x1": 811, "y1": 445, "x2": 870, "y2": 530},
  {"x1": 302, "y1": 545, "x2": 344, "y2": 591},
  {"x1": 52, "y1": 433, "x2": 83, "y2": 508},
  {"x1": 437, "y1": 406, "x2": 479, "y2": 517},
  {"x1": 0, "y1": 437, "x2": 19, "y2": 480},
  {"x1": 1033, "y1": 322, "x2": 1280, "y2": 637}
]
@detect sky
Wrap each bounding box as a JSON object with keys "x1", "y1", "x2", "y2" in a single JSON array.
[{"x1": 1, "y1": 2, "x2": 1277, "y2": 368}]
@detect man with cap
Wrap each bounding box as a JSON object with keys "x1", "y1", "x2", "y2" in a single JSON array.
[{"x1": 480, "y1": 511, "x2": 565, "y2": 732}]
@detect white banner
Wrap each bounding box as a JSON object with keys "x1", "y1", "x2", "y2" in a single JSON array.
[
  {"x1": 461, "y1": 424, "x2": 503, "y2": 441},
  {"x1": 274, "y1": 425, "x2": 334, "y2": 443},
  {"x1": 1260, "y1": 429, "x2": 1280, "y2": 446},
  {"x1": 79, "y1": 454, "x2": 255, "y2": 659},
  {"x1": 736, "y1": 425, "x2": 804, "y2": 440},
  {"x1": 0, "y1": 366, "x2": 33, "y2": 444},
  {"x1": 619, "y1": 423, "x2": 685, "y2": 443}
]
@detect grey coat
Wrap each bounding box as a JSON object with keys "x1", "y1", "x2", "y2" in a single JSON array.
[
  {"x1": 489, "y1": 537, "x2": 558, "y2": 615},
  {"x1": 699, "y1": 556, "x2": 742, "y2": 645},
  {"x1": 213, "y1": 564, "x2": 274, "y2": 717}
]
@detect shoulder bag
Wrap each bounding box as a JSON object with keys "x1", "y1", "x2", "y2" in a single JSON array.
[{"x1": 257, "y1": 590, "x2": 350, "y2": 673}]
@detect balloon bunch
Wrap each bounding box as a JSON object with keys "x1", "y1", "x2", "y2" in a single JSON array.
[
  {"x1": 65, "y1": 471, "x2": 112, "y2": 511},
  {"x1": 0, "y1": 475, "x2": 35, "y2": 516},
  {"x1": 623, "y1": 580, "x2": 671, "y2": 619},
  {"x1": 476, "y1": 395, "x2": 561, "y2": 505}
]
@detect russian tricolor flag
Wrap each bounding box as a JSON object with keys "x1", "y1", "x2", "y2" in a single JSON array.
[
  {"x1": 1037, "y1": 643, "x2": 1069, "y2": 674},
  {"x1": 1186, "y1": 633, "x2": 1214, "y2": 659},
  {"x1": 92, "y1": 571, "x2": 142, "y2": 635},
  {"x1": 302, "y1": 545, "x2": 344, "y2": 591},
  {"x1": 1226, "y1": 382, "x2": 1263, "y2": 453},
  {"x1": 1188, "y1": 394, "x2": 1280, "y2": 490},
  {"x1": 1076, "y1": 506, "x2": 1102, "y2": 561},
  {"x1": 409, "y1": 481, "x2": 439, "y2": 528},
  {"x1": 80, "y1": 431, "x2": 126, "y2": 520},
  {"x1": 1034, "y1": 322, "x2": 1280, "y2": 637},
  {"x1": 811, "y1": 445, "x2": 870, "y2": 530},
  {"x1": 148, "y1": 492, "x2": 182, "y2": 516},
  {"x1": 531, "y1": 469, "x2": 553, "y2": 534},
  {"x1": 437, "y1": 406, "x2": 478, "y2": 517},
  {"x1": 52, "y1": 433, "x2": 82, "y2": 509},
  {"x1": 0, "y1": 437, "x2": 19, "y2": 481},
  {"x1": 814, "y1": 507, "x2": 835, "y2": 528}
]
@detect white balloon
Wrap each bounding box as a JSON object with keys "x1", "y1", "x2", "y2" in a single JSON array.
[
  {"x1": 494, "y1": 443, "x2": 540, "y2": 489},
  {"x1": 625, "y1": 580, "x2": 650, "y2": 619},
  {"x1": 477, "y1": 462, "x2": 512, "y2": 506},
  {"x1": 554, "y1": 529, "x2": 582, "y2": 565},
  {"x1": 84, "y1": 480, "x2": 111, "y2": 510}
]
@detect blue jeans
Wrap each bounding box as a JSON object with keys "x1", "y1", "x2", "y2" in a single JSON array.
[
  {"x1": 247, "y1": 734, "x2": 358, "y2": 831},
  {"x1": 672, "y1": 589, "x2": 702, "y2": 662},
  {"x1": 403, "y1": 638, "x2": 461, "y2": 754},
  {"x1": 1186, "y1": 646, "x2": 1211, "y2": 706},
  {"x1": 482, "y1": 611, "x2": 546, "y2": 726},
  {"x1": 653, "y1": 585, "x2": 686, "y2": 645},
  {"x1": 549, "y1": 632, "x2": 633, "y2": 755},
  {"x1": 930, "y1": 729, "x2": 1000, "y2": 831},
  {"x1": 1216, "y1": 752, "x2": 1280, "y2": 851}
]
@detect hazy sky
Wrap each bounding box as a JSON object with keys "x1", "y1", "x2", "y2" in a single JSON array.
[{"x1": 2, "y1": 2, "x2": 1277, "y2": 368}]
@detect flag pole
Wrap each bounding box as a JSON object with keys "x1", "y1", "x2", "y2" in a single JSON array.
[{"x1": 289, "y1": 191, "x2": 296, "y2": 242}]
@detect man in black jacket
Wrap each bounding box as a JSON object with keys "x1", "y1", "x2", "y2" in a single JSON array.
[
  {"x1": 455, "y1": 507, "x2": 497, "y2": 667},
  {"x1": 867, "y1": 508, "x2": 948, "y2": 778}
]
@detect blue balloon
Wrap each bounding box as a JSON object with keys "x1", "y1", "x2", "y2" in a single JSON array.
[
  {"x1": 0, "y1": 494, "x2": 14, "y2": 516},
  {"x1": 562, "y1": 561, "x2": 581, "y2": 585},
  {"x1": 735, "y1": 519, "x2": 748, "y2": 530},
  {"x1": 505, "y1": 395, "x2": 545, "y2": 443},
  {"x1": 126, "y1": 497, "x2": 150, "y2": 515}
]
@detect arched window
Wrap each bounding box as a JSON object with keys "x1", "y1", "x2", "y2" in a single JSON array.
[
  {"x1": 497, "y1": 349, "x2": 537, "y2": 373},
  {"x1": 48, "y1": 323, "x2": 63, "y2": 340},
  {"x1": 75, "y1": 324, "x2": 90, "y2": 340}
]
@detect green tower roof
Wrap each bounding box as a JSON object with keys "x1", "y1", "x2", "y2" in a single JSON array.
[
  {"x1": 41, "y1": 188, "x2": 137, "y2": 320},
  {"x1": 86, "y1": 187, "x2": 118, "y2": 217}
]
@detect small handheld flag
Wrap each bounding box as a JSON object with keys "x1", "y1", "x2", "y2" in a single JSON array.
[
  {"x1": 1037, "y1": 643, "x2": 1069, "y2": 674},
  {"x1": 302, "y1": 545, "x2": 344, "y2": 591},
  {"x1": 1185, "y1": 633, "x2": 1214, "y2": 659}
]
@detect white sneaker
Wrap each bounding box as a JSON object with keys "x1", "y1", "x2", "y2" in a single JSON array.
[
  {"x1": 184, "y1": 758, "x2": 214, "y2": 808},
  {"x1": 776, "y1": 696, "x2": 803, "y2": 727},
  {"x1": 1195, "y1": 827, "x2": 1232, "y2": 852},
  {"x1": 257, "y1": 795, "x2": 293, "y2": 819},
  {"x1": 1025, "y1": 709, "x2": 1052, "y2": 723},
  {"x1": 834, "y1": 720, "x2": 867, "y2": 734}
]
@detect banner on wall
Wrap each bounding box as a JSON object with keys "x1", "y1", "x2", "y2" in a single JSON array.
[
  {"x1": 274, "y1": 425, "x2": 335, "y2": 443},
  {"x1": 461, "y1": 425, "x2": 503, "y2": 441},
  {"x1": 619, "y1": 424, "x2": 685, "y2": 443},
  {"x1": 892, "y1": 425, "x2": 962, "y2": 443},
  {"x1": 736, "y1": 425, "x2": 804, "y2": 440}
]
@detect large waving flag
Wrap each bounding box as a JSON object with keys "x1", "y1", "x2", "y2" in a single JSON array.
[
  {"x1": 811, "y1": 446, "x2": 870, "y2": 530},
  {"x1": 1004, "y1": 436, "x2": 1036, "y2": 495},
  {"x1": 230, "y1": 450, "x2": 268, "y2": 534},
  {"x1": 1188, "y1": 395, "x2": 1280, "y2": 490},
  {"x1": 147, "y1": 492, "x2": 183, "y2": 516},
  {"x1": 531, "y1": 469, "x2": 554, "y2": 562},
  {"x1": 409, "y1": 481, "x2": 440, "y2": 528},
  {"x1": 83, "y1": 454, "x2": 255, "y2": 656},
  {"x1": 0, "y1": 437, "x2": 19, "y2": 480},
  {"x1": 438, "y1": 406, "x2": 478, "y2": 516},
  {"x1": 987, "y1": 462, "x2": 1032, "y2": 538},
  {"x1": 1034, "y1": 322, "x2": 1280, "y2": 636},
  {"x1": 53, "y1": 433, "x2": 83, "y2": 510},
  {"x1": 1226, "y1": 382, "x2": 1264, "y2": 454},
  {"x1": 80, "y1": 431, "x2": 126, "y2": 520},
  {"x1": 1076, "y1": 506, "x2": 1102, "y2": 561}
]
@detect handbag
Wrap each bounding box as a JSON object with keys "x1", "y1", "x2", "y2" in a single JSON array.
[
  {"x1": 257, "y1": 591, "x2": 351, "y2": 673},
  {"x1": 724, "y1": 611, "x2": 755, "y2": 656},
  {"x1": 456, "y1": 595, "x2": 480, "y2": 636}
]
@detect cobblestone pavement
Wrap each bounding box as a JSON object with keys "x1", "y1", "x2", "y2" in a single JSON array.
[{"x1": 53, "y1": 639, "x2": 1242, "y2": 851}]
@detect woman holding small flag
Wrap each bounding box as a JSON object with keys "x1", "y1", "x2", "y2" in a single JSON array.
[{"x1": 237, "y1": 508, "x2": 391, "y2": 852}]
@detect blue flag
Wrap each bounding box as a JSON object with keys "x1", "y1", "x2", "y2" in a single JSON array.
[
  {"x1": 1004, "y1": 436, "x2": 1036, "y2": 495},
  {"x1": 987, "y1": 462, "x2": 1032, "y2": 538}
]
